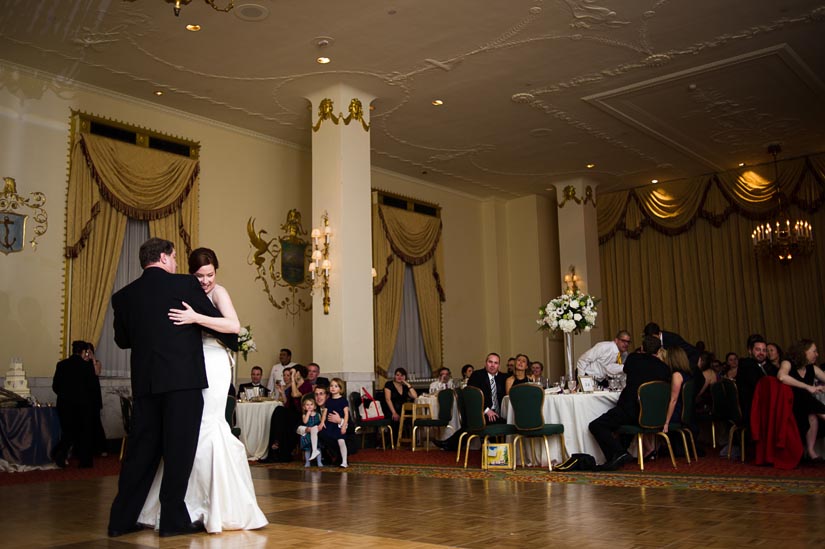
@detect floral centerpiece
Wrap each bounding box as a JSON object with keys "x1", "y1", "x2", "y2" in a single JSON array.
[{"x1": 238, "y1": 325, "x2": 257, "y2": 361}]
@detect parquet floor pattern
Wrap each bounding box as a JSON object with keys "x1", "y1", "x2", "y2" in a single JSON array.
[{"x1": 3, "y1": 464, "x2": 825, "y2": 548}]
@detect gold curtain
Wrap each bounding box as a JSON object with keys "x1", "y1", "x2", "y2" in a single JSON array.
[
  {"x1": 372, "y1": 204, "x2": 445, "y2": 381},
  {"x1": 65, "y1": 132, "x2": 199, "y2": 346},
  {"x1": 598, "y1": 152, "x2": 825, "y2": 355}
]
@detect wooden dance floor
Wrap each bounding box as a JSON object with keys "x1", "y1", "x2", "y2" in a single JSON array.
[{"x1": 3, "y1": 464, "x2": 825, "y2": 548}]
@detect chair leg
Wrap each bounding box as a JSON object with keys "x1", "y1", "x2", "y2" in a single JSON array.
[
  {"x1": 711, "y1": 421, "x2": 716, "y2": 448},
  {"x1": 543, "y1": 436, "x2": 552, "y2": 472},
  {"x1": 677, "y1": 430, "x2": 691, "y2": 464},
  {"x1": 656, "y1": 433, "x2": 677, "y2": 469},
  {"x1": 456, "y1": 432, "x2": 469, "y2": 462},
  {"x1": 559, "y1": 434, "x2": 568, "y2": 463},
  {"x1": 411, "y1": 426, "x2": 418, "y2": 452},
  {"x1": 637, "y1": 434, "x2": 645, "y2": 471},
  {"x1": 119, "y1": 436, "x2": 127, "y2": 461},
  {"x1": 685, "y1": 430, "x2": 698, "y2": 461},
  {"x1": 425, "y1": 428, "x2": 430, "y2": 452},
  {"x1": 727, "y1": 425, "x2": 735, "y2": 461},
  {"x1": 740, "y1": 428, "x2": 746, "y2": 463},
  {"x1": 463, "y1": 434, "x2": 478, "y2": 469}
]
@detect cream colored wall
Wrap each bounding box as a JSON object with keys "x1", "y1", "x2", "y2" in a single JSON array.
[{"x1": 0, "y1": 64, "x2": 313, "y2": 380}]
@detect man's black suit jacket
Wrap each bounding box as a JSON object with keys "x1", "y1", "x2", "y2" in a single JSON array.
[
  {"x1": 467, "y1": 369, "x2": 508, "y2": 412},
  {"x1": 112, "y1": 267, "x2": 237, "y2": 396},
  {"x1": 238, "y1": 383, "x2": 270, "y2": 397},
  {"x1": 616, "y1": 352, "x2": 671, "y2": 417},
  {"x1": 736, "y1": 357, "x2": 777, "y2": 421}
]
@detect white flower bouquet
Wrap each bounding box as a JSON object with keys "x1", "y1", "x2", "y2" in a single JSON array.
[
  {"x1": 238, "y1": 325, "x2": 257, "y2": 361},
  {"x1": 537, "y1": 292, "x2": 599, "y2": 335}
]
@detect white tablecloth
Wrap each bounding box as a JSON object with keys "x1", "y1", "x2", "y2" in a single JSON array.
[
  {"x1": 502, "y1": 390, "x2": 619, "y2": 465},
  {"x1": 236, "y1": 400, "x2": 280, "y2": 460},
  {"x1": 416, "y1": 393, "x2": 461, "y2": 441}
]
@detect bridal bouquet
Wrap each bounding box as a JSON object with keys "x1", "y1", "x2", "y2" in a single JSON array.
[
  {"x1": 238, "y1": 325, "x2": 257, "y2": 361},
  {"x1": 537, "y1": 292, "x2": 599, "y2": 335}
]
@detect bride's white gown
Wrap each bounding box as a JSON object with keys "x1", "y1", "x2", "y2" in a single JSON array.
[{"x1": 138, "y1": 334, "x2": 268, "y2": 533}]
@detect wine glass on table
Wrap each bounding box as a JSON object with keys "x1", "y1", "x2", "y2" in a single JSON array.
[
  {"x1": 568, "y1": 378, "x2": 578, "y2": 393},
  {"x1": 559, "y1": 375, "x2": 567, "y2": 393}
]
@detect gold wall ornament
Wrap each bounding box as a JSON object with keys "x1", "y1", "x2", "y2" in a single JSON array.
[
  {"x1": 342, "y1": 98, "x2": 370, "y2": 132},
  {"x1": 311, "y1": 98, "x2": 340, "y2": 132},
  {"x1": 558, "y1": 185, "x2": 582, "y2": 208},
  {"x1": 0, "y1": 177, "x2": 48, "y2": 255},
  {"x1": 583, "y1": 185, "x2": 597, "y2": 207},
  {"x1": 246, "y1": 211, "x2": 313, "y2": 320}
]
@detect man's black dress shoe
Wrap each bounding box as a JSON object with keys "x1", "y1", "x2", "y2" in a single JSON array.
[
  {"x1": 107, "y1": 524, "x2": 143, "y2": 537},
  {"x1": 600, "y1": 452, "x2": 630, "y2": 471},
  {"x1": 159, "y1": 521, "x2": 205, "y2": 538}
]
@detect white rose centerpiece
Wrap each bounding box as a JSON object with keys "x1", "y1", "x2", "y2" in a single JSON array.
[{"x1": 537, "y1": 292, "x2": 598, "y2": 335}]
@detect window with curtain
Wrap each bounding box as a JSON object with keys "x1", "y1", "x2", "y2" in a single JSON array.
[{"x1": 390, "y1": 264, "x2": 431, "y2": 378}]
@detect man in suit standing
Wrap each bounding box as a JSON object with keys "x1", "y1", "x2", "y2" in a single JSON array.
[
  {"x1": 51, "y1": 340, "x2": 98, "y2": 468},
  {"x1": 107, "y1": 238, "x2": 231, "y2": 538},
  {"x1": 589, "y1": 335, "x2": 671, "y2": 469},
  {"x1": 238, "y1": 366, "x2": 271, "y2": 397},
  {"x1": 468, "y1": 353, "x2": 508, "y2": 424}
]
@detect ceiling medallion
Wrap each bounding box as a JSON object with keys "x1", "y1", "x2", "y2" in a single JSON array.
[{"x1": 752, "y1": 144, "x2": 814, "y2": 265}]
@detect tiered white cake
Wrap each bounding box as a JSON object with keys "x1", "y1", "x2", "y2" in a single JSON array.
[{"x1": 4, "y1": 358, "x2": 31, "y2": 398}]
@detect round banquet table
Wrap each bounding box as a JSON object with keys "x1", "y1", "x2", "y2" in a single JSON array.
[
  {"x1": 502, "y1": 390, "x2": 619, "y2": 466},
  {"x1": 236, "y1": 400, "x2": 281, "y2": 460},
  {"x1": 416, "y1": 392, "x2": 461, "y2": 441}
]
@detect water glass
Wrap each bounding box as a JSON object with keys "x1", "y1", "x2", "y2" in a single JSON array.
[{"x1": 568, "y1": 378, "x2": 578, "y2": 393}]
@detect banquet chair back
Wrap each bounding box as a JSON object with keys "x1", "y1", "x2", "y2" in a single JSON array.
[
  {"x1": 118, "y1": 395, "x2": 133, "y2": 461},
  {"x1": 349, "y1": 391, "x2": 394, "y2": 450},
  {"x1": 225, "y1": 396, "x2": 241, "y2": 438},
  {"x1": 617, "y1": 381, "x2": 677, "y2": 471},
  {"x1": 412, "y1": 389, "x2": 455, "y2": 451},
  {"x1": 458, "y1": 386, "x2": 516, "y2": 469},
  {"x1": 710, "y1": 378, "x2": 747, "y2": 461},
  {"x1": 509, "y1": 384, "x2": 567, "y2": 471},
  {"x1": 668, "y1": 379, "x2": 699, "y2": 462}
]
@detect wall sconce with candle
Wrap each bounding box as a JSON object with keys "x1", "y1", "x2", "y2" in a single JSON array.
[{"x1": 309, "y1": 211, "x2": 332, "y2": 314}]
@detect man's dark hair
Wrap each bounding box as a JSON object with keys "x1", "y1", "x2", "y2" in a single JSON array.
[
  {"x1": 250, "y1": 366, "x2": 263, "y2": 375},
  {"x1": 71, "y1": 340, "x2": 89, "y2": 355},
  {"x1": 293, "y1": 364, "x2": 308, "y2": 378},
  {"x1": 280, "y1": 348, "x2": 292, "y2": 358},
  {"x1": 139, "y1": 238, "x2": 174, "y2": 268},
  {"x1": 726, "y1": 351, "x2": 738, "y2": 361},
  {"x1": 438, "y1": 367, "x2": 451, "y2": 376},
  {"x1": 487, "y1": 352, "x2": 501, "y2": 361},
  {"x1": 641, "y1": 335, "x2": 662, "y2": 355},
  {"x1": 642, "y1": 322, "x2": 661, "y2": 337},
  {"x1": 308, "y1": 362, "x2": 319, "y2": 371},
  {"x1": 746, "y1": 333, "x2": 766, "y2": 351}
]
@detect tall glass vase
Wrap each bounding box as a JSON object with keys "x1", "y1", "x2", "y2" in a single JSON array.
[{"x1": 564, "y1": 331, "x2": 574, "y2": 382}]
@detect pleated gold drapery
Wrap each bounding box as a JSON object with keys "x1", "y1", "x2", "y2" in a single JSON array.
[
  {"x1": 597, "y1": 153, "x2": 825, "y2": 355},
  {"x1": 65, "y1": 132, "x2": 199, "y2": 347},
  {"x1": 372, "y1": 204, "x2": 445, "y2": 382}
]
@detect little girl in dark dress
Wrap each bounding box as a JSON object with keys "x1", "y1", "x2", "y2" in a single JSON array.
[
  {"x1": 299, "y1": 394, "x2": 323, "y2": 467},
  {"x1": 323, "y1": 378, "x2": 350, "y2": 468}
]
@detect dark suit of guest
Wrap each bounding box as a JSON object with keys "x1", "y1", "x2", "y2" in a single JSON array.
[
  {"x1": 736, "y1": 357, "x2": 777, "y2": 424},
  {"x1": 108, "y1": 267, "x2": 234, "y2": 535},
  {"x1": 589, "y1": 351, "x2": 671, "y2": 462},
  {"x1": 52, "y1": 353, "x2": 98, "y2": 467},
  {"x1": 238, "y1": 383, "x2": 270, "y2": 397},
  {"x1": 467, "y1": 368, "x2": 508, "y2": 422}
]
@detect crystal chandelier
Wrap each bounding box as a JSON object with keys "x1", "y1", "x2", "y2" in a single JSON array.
[
  {"x1": 751, "y1": 144, "x2": 814, "y2": 264},
  {"x1": 147, "y1": 1, "x2": 235, "y2": 17}
]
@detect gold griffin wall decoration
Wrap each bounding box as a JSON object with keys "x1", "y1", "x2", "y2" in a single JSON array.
[
  {"x1": 247, "y1": 210, "x2": 313, "y2": 319},
  {"x1": 0, "y1": 177, "x2": 48, "y2": 255},
  {"x1": 342, "y1": 98, "x2": 370, "y2": 132},
  {"x1": 312, "y1": 98, "x2": 370, "y2": 132}
]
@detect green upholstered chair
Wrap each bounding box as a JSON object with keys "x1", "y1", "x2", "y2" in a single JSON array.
[
  {"x1": 412, "y1": 389, "x2": 456, "y2": 452},
  {"x1": 349, "y1": 392, "x2": 394, "y2": 450},
  {"x1": 458, "y1": 386, "x2": 517, "y2": 469},
  {"x1": 667, "y1": 378, "x2": 699, "y2": 463},
  {"x1": 508, "y1": 384, "x2": 567, "y2": 471},
  {"x1": 710, "y1": 378, "x2": 747, "y2": 462},
  {"x1": 617, "y1": 381, "x2": 677, "y2": 471},
  {"x1": 225, "y1": 396, "x2": 241, "y2": 438}
]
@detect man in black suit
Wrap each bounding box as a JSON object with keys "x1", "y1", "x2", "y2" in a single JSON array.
[
  {"x1": 51, "y1": 340, "x2": 98, "y2": 468},
  {"x1": 307, "y1": 362, "x2": 330, "y2": 389},
  {"x1": 643, "y1": 322, "x2": 704, "y2": 398},
  {"x1": 238, "y1": 366, "x2": 271, "y2": 397},
  {"x1": 589, "y1": 335, "x2": 671, "y2": 469},
  {"x1": 467, "y1": 352, "x2": 508, "y2": 424},
  {"x1": 735, "y1": 334, "x2": 776, "y2": 424},
  {"x1": 107, "y1": 238, "x2": 233, "y2": 538}
]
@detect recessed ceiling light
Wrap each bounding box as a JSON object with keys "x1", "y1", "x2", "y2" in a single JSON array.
[
  {"x1": 432, "y1": 99, "x2": 443, "y2": 106},
  {"x1": 154, "y1": 90, "x2": 163, "y2": 96},
  {"x1": 316, "y1": 56, "x2": 331, "y2": 64},
  {"x1": 185, "y1": 24, "x2": 201, "y2": 32},
  {"x1": 738, "y1": 162, "x2": 746, "y2": 167},
  {"x1": 586, "y1": 163, "x2": 595, "y2": 169},
  {"x1": 651, "y1": 179, "x2": 659, "y2": 184}
]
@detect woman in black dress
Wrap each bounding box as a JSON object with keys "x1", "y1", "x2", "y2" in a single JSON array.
[
  {"x1": 505, "y1": 354, "x2": 531, "y2": 395},
  {"x1": 777, "y1": 339, "x2": 825, "y2": 460}
]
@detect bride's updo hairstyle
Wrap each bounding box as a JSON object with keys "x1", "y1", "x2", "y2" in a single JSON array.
[{"x1": 189, "y1": 247, "x2": 219, "y2": 274}]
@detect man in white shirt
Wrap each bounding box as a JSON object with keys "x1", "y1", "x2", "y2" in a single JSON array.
[
  {"x1": 576, "y1": 330, "x2": 632, "y2": 382},
  {"x1": 429, "y1": 367, "x2": 455, "y2": 393},
  {"x1": 267, "y1": 348, "x2": 296, "y2": 393}
]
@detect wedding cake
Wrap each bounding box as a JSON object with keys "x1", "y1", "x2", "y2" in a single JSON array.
[{"x1": 4, "y1": 358, "x2": 31, "y2": 398}]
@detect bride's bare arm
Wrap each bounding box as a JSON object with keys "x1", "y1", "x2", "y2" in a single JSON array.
[{"x1": 169, "y1": 285, "x2": 240, "y2": 334}]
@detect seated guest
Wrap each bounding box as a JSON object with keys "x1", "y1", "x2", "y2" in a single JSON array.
[
  {"x1": 468, "y1": 353, "x2": 508, "y2": 424},
  {"x1": 767, "y1": 342, "x2": 783, "y2": 366},
  {"x1": 505, "y1": 354, "x2": 531, "y2": 395},
  {"x1": 383, "y1": 367, "x2": 418, "y2": 424},
  {"x1": 52, "y1": 341, "x2": 98, "y2": 468},
  {"x1": 576, "y1": 330, "x2": 632, "y2": 383},
  {"x1": 505, "y1": 357, "x2": 516, "y2": 377},
  {"x1": 429, "y1": 367, "x2": 455, "y2": 393},
  {"x1": 307, "y1": 362, "x2": 330, "y2": 389},
  {"x1": 529, "y1": 361, "x2": 547, "y2": 386},
  {"x1": 267, "y1": 348, "x2": 296, "y2": 393},
  {"x1": 589, "y1": 335, "x2": 671, "y2": 469},
  {"x1": 662, "y1": 347, "x2": 693, "y2": 431},
  {"x1": 695, "y1": 351, "x2": 719, "y2": 413},
  {"x1": 723, "y1": 352, "x2": 739, "y2": 380},
  {"x1": 777, "y1": 339, "x2": 825, "y2": 460},
  {"x1": 263, "y1": 364, "x2": 312, "y2": 462},
  {"x1": 737, "y1": 334, "x2": 777, "y2": 423},
  {"x1": 460, "y1": 364, "x2": 474, "y2": 387},
  {"x1": 238, "y1": 365, "x2": 271, "y2": 398}
]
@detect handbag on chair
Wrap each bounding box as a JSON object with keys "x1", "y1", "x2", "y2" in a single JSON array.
[{"x1": 359, "y1": 387, "x2": 386, "y2": 421}]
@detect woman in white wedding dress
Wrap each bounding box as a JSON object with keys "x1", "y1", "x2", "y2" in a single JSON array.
[{"x1": 138, "y1": 248, "x2": 268, "y2": 533}]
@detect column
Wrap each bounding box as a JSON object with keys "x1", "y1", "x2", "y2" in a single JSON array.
[
  {"x1": 306, "y1": 84, "x2": 375, "y2": 388},
  {"x1": 553, "y1": 178, "x2": 603, "y2": 352}
]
